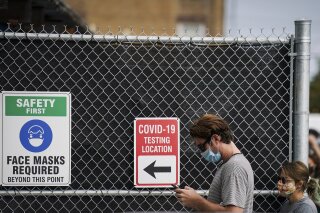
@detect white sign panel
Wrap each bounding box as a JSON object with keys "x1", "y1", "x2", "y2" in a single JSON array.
[{"x1": 1, "y1": 91, "x2": 71, "y2": 186}]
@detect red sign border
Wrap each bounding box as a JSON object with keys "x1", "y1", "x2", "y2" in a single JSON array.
[{"x1": 134, "y1": 117, "x2": 180, "y2": 188}]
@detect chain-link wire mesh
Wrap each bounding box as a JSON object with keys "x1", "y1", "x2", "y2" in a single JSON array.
[{"x1": 0, "y1": 24, "x2": 292, "y2": 212}]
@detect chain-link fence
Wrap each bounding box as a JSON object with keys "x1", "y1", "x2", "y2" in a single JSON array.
[{"x1": 0, "y1": 24, "x2": 293, "y2": 212}]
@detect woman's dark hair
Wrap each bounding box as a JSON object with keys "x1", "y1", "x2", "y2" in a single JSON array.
[{"x1": 189, "y1": 114, "x2": 234, "y2": 144}]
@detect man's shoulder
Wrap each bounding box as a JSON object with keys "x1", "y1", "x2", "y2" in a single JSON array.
[
  {"x1": 221, "y1": 154, "x2": 253, "y2": 177},
  {"x1": 223, "y1": 154, "x2": 252, "y2": 170}
]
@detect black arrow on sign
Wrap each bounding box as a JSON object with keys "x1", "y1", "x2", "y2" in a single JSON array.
[{"x1": 144, "y1": 160, "x2": 171, "y2": 179}]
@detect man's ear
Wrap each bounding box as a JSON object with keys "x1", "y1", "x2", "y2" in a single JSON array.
[{"x1": 212, "y1": 134, "x2": 221, "y2": 141}]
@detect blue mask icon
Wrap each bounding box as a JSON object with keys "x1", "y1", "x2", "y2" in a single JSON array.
[
  {"x1": 201, "y1": 148, "x2": 221, "y2": 163},
  {"x1": 20, "y1": 119, "x2": 53, "y2": 153}
]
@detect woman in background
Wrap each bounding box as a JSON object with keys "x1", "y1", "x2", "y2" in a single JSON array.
[{"x1": 278, "y1": 161, "x2": 320, "y2": 213}]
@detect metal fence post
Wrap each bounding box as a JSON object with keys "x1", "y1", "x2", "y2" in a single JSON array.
[{"x1": 293, "y1": 20, "x2": 312, "y2": 164}]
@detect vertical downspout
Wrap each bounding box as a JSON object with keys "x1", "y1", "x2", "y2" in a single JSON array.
[{"x1": 293, "y1": 20, "x2": 311, "y2": 165}]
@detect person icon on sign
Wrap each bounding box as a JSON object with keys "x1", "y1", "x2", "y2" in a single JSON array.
[{"x1": 28, "y1": 125, "x2": 45, "y2": 147}]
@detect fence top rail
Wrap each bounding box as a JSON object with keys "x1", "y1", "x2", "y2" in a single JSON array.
[{"x1": 0, "y1": 31, "x2": 290, "y2": 45}]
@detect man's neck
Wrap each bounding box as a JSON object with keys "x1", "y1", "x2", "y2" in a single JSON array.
[{"x1": 221, "y1": 141, "x2": 241, "y2": 161}]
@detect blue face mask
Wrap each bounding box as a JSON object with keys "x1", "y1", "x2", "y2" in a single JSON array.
[{"x1": 201, "y1": 148, "x2": 221, "y2": 163}]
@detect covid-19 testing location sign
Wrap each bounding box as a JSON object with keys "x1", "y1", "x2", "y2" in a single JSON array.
[
  {"x1": 0, "y1": 91, "x2": 71, "y2": 186},
  {"x1": 134, "y1": 118, "x2": 180, "y2": 188}
]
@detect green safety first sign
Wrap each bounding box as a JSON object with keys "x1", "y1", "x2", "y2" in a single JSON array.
[
  {"x1": 0, "y1": 92, "x2": 71, "y2": 186},
  {"x1": 5, "y1": 96, "x2": 67, "y2": 116}
]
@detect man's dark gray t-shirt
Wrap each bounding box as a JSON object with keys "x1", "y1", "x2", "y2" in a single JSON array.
[
  {"x1": 279, "y1": 196, "x2": 317, "y2": 213},
  {"x1": 207, "y1": 153, "x2": 254, "y2": 213}
]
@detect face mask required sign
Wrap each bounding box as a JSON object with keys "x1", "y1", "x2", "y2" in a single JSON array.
[{"x1": 0, "y1": 92, "x2": 71, "y2": 186}]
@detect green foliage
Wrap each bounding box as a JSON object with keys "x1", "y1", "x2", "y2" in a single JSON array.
[{"x1": 310, "y1": 67, "x2": 320, "y2": 112}]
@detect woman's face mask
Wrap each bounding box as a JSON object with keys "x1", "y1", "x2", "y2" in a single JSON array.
[{"x1": 277, "y1": 176, "x2": 296, "y2": 197}]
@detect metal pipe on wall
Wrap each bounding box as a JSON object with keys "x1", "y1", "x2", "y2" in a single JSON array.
[{"x1": 293, "y1": 20, "x2": 311, "y2": 164}]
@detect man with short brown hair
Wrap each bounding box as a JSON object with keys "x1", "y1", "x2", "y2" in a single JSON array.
[{"x1": 175, "y1": 113, "x2": 254, "y2": 213}]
